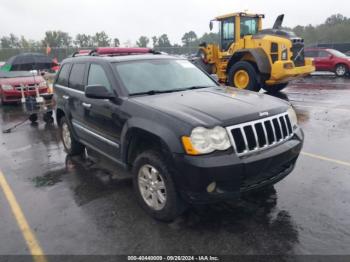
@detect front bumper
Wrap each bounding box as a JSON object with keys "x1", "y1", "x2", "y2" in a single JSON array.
[
  {"x1": 267, "y1": 59, "x2": 315, "y2": 85},
  {"x1": 1, "y1": 88, "x2": 48, "y2": 102},
  {"x1": 172, "y1": 128, "x2": 304, "y2": 204}
]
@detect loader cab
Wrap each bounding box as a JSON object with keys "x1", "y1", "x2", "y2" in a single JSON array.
[{"x1": 212, "y1": 13, "x2": 264, "y2": 51}]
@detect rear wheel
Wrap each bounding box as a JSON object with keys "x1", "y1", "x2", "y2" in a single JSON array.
[
  {"x1": 132, "y1": 150, "x2": 187, "y2": 221},
  {"x1": 59, "y1": 117, "x2": 84, "y2": 155},
  {"x1": 335, "y1": 64, "x2": 348, "y2": 77},
  {"x1": 228, "y1": 61, "x2": 261, "y2": 92},
  {"x1": 262, "y1": 82, "x2": 289, "y2": 93}
]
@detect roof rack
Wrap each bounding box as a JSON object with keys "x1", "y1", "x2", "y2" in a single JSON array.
[{"x1": 72, "y1": 47, "x2": 161, "y2": 57}]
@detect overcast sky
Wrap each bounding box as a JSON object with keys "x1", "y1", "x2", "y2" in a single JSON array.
[{"x1": 1, "y1": 0, "x2": 349, "y2": 45}]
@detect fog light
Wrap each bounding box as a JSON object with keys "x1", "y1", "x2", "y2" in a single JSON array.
[{"x1": 207, "y1": 182, "x2": 216, "y2": 193}]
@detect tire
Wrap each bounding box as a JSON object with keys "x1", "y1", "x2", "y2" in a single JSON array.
[
  {"x1": 335, "y1": 64, "x2": 348, "y2": 77},
  {"x1": 59, "y1": 116, "x2": 84, "y2": 155},
  {"x1": 29, "y1": 114, "x2": 38, "y2": 123},
  {"x1": 262, "y1": 82, "x2": 289, "y2": 93},
  {"x1": 43, "y1": 112, "x2": 54, "y2": 123},
  {"x1": 228, "y1": 61, "x2": 261, "y2": 92},
  {"x1": 132, "y1": 150, "x2": 187, "y2": 221}
]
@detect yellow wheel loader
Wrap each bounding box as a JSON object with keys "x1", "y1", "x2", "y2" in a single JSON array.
[{"x1": 195, "y1": 12, "x2": 315, "y2": 92}]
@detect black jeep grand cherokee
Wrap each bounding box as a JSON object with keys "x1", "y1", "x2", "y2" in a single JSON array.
[{"x1": 54, "y1": 48, "x2": 304, "y2": 221}]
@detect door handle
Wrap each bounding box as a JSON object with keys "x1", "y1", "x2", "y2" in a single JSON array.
[
  {"x1": 62, "y1": 95, "x2": 69, "y2": 100},
  {"x1": 82, "y1": 102, "x2": 92, "y2": 109}
]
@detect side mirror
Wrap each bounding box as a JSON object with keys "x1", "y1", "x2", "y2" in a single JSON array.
[
  {"x1": 85, "y1": 85, "x2": 115, "y2": 99},
  {"x1": 209, "y1": 21, "x2": 213, "y2": 31},
  {"x1": 210, "y1": 74, "x2": 219, "y2": 82}
]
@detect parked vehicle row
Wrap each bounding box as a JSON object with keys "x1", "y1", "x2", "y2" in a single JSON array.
[{"x1": 54, "y1": 47, "x2": 304, "y2": 221}]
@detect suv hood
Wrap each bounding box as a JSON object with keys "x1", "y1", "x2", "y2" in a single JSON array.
[{"x1": 131, "y1": 87, "x2": 289, "y2": 127}]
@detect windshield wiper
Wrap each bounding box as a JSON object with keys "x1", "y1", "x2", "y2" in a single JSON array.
[
  {"x1": 180, "y1": 85, "x2": 213, "y2": 90},
  {"x1": 129, "y1": 86, "x2": 213, "y2": 96},
  {"x1": 130, "y1": 89, "x2": 180, "y2": 96}
]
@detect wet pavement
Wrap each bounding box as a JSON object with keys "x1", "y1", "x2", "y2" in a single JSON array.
[{"x1": 0, "y1": 75, "x2": 350, "y2": 256}]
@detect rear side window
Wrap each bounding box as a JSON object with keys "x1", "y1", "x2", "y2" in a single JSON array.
[
  {"x1": 69, "y1": 63, "x2": 86, "y2": 91},
  {"x1": 56, "y1": 63, "x2": 71, "y2": 86},
  {"x1": 87, "y1": 64, "x2": 112, "y2": 91}
]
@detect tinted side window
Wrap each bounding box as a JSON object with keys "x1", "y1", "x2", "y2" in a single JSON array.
[
  {"x1": 68, "y1": 63, "x2": 86, "y2": 91},
  {"x1": 87, "y1": 64, "x2": 112, "y2": 91},
  {"x1": 56, "y1": 63, "x2": 71, "y2": 86}
]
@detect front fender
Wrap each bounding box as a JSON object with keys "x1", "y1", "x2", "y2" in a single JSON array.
[
  {"x1": 227, "y1": 48, "x2": 271, "y2": 74},
  {"x1": 120, "y1": 117, "x2": 184, "y2": 162}
]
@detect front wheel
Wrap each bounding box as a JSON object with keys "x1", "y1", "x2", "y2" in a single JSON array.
[
  {"x1": 335, "y1": 64, "x2": 348, "y2": 77},
  {"x1": 228, "y1": 61, "x2": 261, "y2": 92},
  {"x1": 59, "y1": 117, "x2": 84, "y2": 155},
  {"x1": 132, "y1": 150, "x2": 187, "y2": 221},
  {"x1": 262, "y1": 82, "x2": 289, "y2": 93}
]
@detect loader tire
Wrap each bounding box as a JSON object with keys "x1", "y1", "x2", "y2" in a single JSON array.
[{"x1": 228, "y1": 61, "x2": 261, "y2": 92}]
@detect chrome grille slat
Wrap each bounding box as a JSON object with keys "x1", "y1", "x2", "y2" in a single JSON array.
[
  {"x1": 269, "y1": 119, "x2": 277, "y2": 143},
  {"x1": 251, "y1": 124, "x2": 259, "y2": 149},
  {"x1": 240, "y1": 127, "x2": 249, "y2": 153},
  {"x1": 277, "y1": 117, "x2": 283, "y2": 140},
  {"x1": 261, "y1": 122, "x2": 269, "y2": 146},
  {"x1": 226, "y1": 112, "x2": 294, "y2": 157},
  {"x1": 281, "y1": 116, "x2": 289, "y2": 137}
]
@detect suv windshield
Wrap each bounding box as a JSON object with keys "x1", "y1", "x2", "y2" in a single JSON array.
[{"x1": 114, "y1": 59, "x2": 217, "y2": 95}]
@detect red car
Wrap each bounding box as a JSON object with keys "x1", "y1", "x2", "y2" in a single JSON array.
[
  {"x1": 0, "y1": 71, "x2": 48, "y2": 104},
  {"x1": 305, "y1": 48, "x2": 350, "y2": 77}
]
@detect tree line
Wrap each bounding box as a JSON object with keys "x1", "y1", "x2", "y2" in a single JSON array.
[
  {"x1": 0, "y1": 14, "x2": 349, "y2": 50},
  {"x1": 0, "y1": 30, "x2": 219, "y2": 50}
]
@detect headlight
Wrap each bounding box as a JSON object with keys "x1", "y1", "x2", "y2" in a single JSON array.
[
  {"x1": 38, "y1": 81, "x2": 47, "y2": 88},
  {"x1": 287, "y1": 107, "x2": 298, "y2": 129},
  {"x1": 182, "y1": 126, "x2": 231, "y2": 155},
  {"x1": 1, "y1": 84, "x2": 13, "y2": 90},
  {"x1": 281, "y1": 49, "x2": 288, "y2": 60}
]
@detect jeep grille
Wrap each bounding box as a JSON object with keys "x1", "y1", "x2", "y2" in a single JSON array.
[{"x1": 226, "y1": 112, "x2": 294, "y2": 157}]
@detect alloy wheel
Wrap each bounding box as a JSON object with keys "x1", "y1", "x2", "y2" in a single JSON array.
[
  {"x1": 62, "y1": 122, "x2": 72, "y2": 150},
  {"x1": 137, "y1": 164, "x2": 167, "y2": 211}
]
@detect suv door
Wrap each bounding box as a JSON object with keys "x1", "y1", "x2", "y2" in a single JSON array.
[
  {"x1": 65, "y1": 63, "x2": 88, "y2": 140},
  {"x1": 54, "y1": 63, "x2": 72, "y2": 121},
  {"x1": 79, "y1": 62, "x2": 124, "y2": 163}
]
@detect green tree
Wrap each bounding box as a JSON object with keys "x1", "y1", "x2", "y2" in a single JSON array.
[
  {"x1": 152, "y1": 36, "x2": 158, "y2": 47},
  {"x1": 113, "y1": 38, "x2": 120, "y2": 47},
  {"x1": 93, "y1": 31, "x2": 111, "y2": 47},
  {"x1": 74, "y1": 34, "x2": 93, "y2": 47},
  {"x1": 9, "y1": 34, "x2": 20, "y2": 48},
  {"x1": 292, "y1": 13, "x2": 350, "y2": 44},
  {"x1": 136, "y1": 36, "x2": 150, "y2": 47},
  {"x1": 181, "y1": 31, "x2": 197, "y2": 46},
  {"x1": 19, "y1": 36, "x2": 30, "y2": 48},
  {"x1": 197, "y1": 32, "x2": 219, "y2": 45},
  {"x1": 42, "y1": 31, "x2": 72, "y2": 47},
  {"x1": 0, "y1": 36, "x2": 12, "y2": 48},
  {"x1": 157, "y1": 34, "x2": 172, "y2": 47}
]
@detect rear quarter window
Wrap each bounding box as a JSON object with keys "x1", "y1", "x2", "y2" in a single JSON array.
[
  {"x1": 56, "y1": 63, "x2": 71, "y2": 86},
  {"x1": 68, "y1": 63, "x2": 86, "y2": 91}
]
